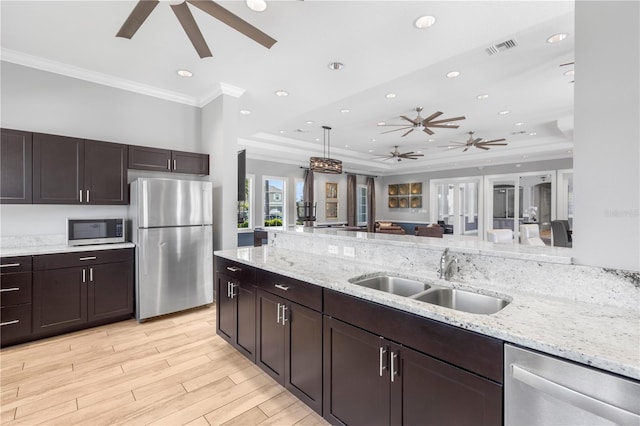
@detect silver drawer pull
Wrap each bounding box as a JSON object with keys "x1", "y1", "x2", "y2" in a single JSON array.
[
  {"x1": 274, "y1": 284, "x2": 290, "y2": 291},
  {"x1": 226, "y1": 266, "x2": 242, "y2": 272},
  {"x1": 0, "y1": 319, "x2": 20, "y2": 327},
  {"x1": 0, "y1": 287, "x2": 20, "y2": 293},
  {"x1": 79, "y1": 256, "x2": 97, "y2": 261},
  {"x1": 0, "y1": 263, "x2": 21, "y2": 268}
]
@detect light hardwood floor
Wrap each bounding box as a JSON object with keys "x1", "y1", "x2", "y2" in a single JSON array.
[{"x1": 0, "y1": 305, "x2": 329, "y2": 426}]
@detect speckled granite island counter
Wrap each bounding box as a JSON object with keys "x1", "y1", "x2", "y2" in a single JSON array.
[{"x1": 216, "y1": 228, "x2": 640, "y2": 381}]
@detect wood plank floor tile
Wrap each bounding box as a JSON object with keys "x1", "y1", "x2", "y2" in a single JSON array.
[
  {"x1": 204, "y1": 383, "x2": 283, "y2": 426},
  {"x1": 185, "y1": 415, "x2": 213, "y2": 426},
  {"x1": 258, "y1": 390, "x2": 298, "y2": 417},
  {"x1": 223, "y1": 406, "x2": 268, "y2": 426},
  {"x1": 258, "y1": 400, "x2": 313, "y2": 425}
]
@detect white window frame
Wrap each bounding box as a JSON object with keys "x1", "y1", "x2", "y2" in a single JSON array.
[
  {"x1": 262, "y1": 175, "x2": 287, "y2": 228},
  {"x1": 357, "y1": 184, "x2": 368, "y2": 226}
]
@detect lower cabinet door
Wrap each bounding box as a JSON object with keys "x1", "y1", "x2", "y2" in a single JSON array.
[
  {"x1": 33, "y1": 267, "x2": 87, "y2": 334},
  {"x1": 286, "y1": 301, "x2": 322, "y2": 414},
  {"x1": 216, "y1": 274, "x2": 236, "y2": 343},
  {"x1": 323, "y1": 316, "x2": 390, "y2": 426},
  {"x1": 256, "y1": 289, "x2": 285, "y2": 382},
  {"x1": 235, "y1": 282, "x2": 256, "y2": 361},
  {"x1": 391, "y1": 344, "x2": 503, "y2": 426},
  {"x1": 87, "y1": 261, "x2": 133, "y2": 323}
]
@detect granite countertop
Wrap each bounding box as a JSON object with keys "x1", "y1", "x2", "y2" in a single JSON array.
[
  {"x1": 215, "y1": 246, "x2": 640, "y2": 381},
  {"x1": 1, "y1": 236, "x2": 135, "y2": 257}
]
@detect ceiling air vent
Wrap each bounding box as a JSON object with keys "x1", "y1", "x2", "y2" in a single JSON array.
[{"x1": 486, "y1": 39, "x2": 518, "y2": 55}]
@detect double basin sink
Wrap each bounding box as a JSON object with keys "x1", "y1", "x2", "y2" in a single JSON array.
[{"x1": 348, "y1": 274, "x2": 510, "y2": 315}]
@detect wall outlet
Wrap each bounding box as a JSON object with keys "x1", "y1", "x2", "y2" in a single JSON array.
[
  {"x1": 343, "y1": 246, "x2": 355, "y2": 257},
  {"x1": 328, "y1": 245, "x2": 338, "y2": 255}
]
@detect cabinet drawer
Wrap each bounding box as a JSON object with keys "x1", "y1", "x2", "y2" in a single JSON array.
[
  {"x1": 215, "y1": 257, "x2": 255, "y2": 283},
  {"x1": 33, "y1": 248, "x2": 133, "y2": 271},
  {"x1": 1, "y1": 304, "x2": 32, "y2": 344},
  {"x1": 324, "y1": 289, "x2": 503, "y2": 383},
  {"x1": 256, "y1": 269, "x2": 322, "y2": 312},
  {"x1": 0, "y1": 256, "x2": 32, "y2": 273},
  {"x1": 0, "y1": 272, "x2": 32, "y2": 307}
]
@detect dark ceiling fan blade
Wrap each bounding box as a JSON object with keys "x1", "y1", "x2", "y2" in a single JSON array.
[
  {"x1": 379, "y1": 123, "x2": 412, "y2": 127},
  {"x1": 400, "y1": 151, "x2": 415, "y2": 155},
  {"x1": 171, "y1": 2, "x2": 212, "y2": 58},
  {"x1": 475, "y1": 145, "x2": 491, "y2": 150},
  {"x1": 560, "y1": 61, "x2": 575, "y2": 66},
  {"x1": 403, "y1": 156, "x2": 420, "y2": 160},
  {"x1": 422, "y1": 127, "x2": 435, "y2": 135},
  {"x1": 428, "y1": 124, "x2": 460, "y2": 129},
  {"x1": 481, "y1": 138, "x2": 507, "y2": 144},
  {"x1": 401, "y1": 128, "x2": 414, "y2": 137},
  {"x1": 427, "y1": 116, "x2": 466, "y2": 125},
  {"x1": 472, "y1": 137, "x2": 483, "y2": 144},
  {"x1": 381, "y1": 127, "x2": 412, "y2": 134},
  {"x1": 421, "y1": 111, "x2": 443, "y2": 124},
  {"x1": 187, "y1": 0, "x2": 277, "y2": 49},
  {"x1": 116, "y1": 0, "x2": 159, "y2": 39},
  {"x1": 400, "y1": 115, "x2": 419, "y2": 125},
  {"x1": 463, "y1": 147, "x2": 470, "y2": 152}
]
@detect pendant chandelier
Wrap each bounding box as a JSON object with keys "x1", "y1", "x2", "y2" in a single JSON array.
[{"x1": 310, "y1": 125, "x2": 342, "y2": 174}]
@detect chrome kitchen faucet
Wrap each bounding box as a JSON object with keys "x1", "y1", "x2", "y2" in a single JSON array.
[{"x1": 439, "y1": 248, "x2": 458, "y2": 281}]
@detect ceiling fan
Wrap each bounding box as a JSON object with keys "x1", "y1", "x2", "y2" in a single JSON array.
[
  {"x1": 379, "y1": 107, "x2": 466, "y2": 137},
  {"x1": 373, "y1": 146, "x2": 424, "y2": 162},
  {"x1": 116, "y1": 0, "x2": 277, "y2": 58},
  {"x1": 440, "y1": 131, "x2": 507, "y2": 152}
]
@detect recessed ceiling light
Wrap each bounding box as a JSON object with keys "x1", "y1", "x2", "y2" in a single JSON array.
[
  {"x1": 368, "y1": 149, "x2": 374, "y2": 153},
  {"x1": 446, "y1": 71, "x2": 460, "y2": 78},
  {"x1": 523, "y1": 155, "x2": 529, "y2": 158},
  {"x1": 567, "y1": 150, "x2": 573, "y2": 153},
  {"x1": 499, "y1": 110, "x2": 510, "y2": 115},
  {"x1": 476, "y1": 94, "x2": 489, "y2": 100},
  {"x1": 428, "y1": 138, "x2": 435, "y2": 142},
  {"x1": 385, "y1": 93, "x2": 396, "y2": 99},
  {"x1": 306, "y1": 120, "x2": 314, "y2": 125},
  {"x1": 315, "y1": 138, "x2": 320, "y2": 141},
  {"x1": 417, "y1": 150, "x2": 423, "y2": 154},
  {"x1": 515, "y1": 164, "x2": 522, "y2": 168},
  {"x1": 344, "y1": 144, "x2": 349, "y2": 148},
  {"x1": 328, "y1": 62, "x2": 344, "y2": 71},
  {"x1": 414, "y1": 15, "x2": 436, "y2": 29},
  {"x1": 279, "y1": 130, "x2": 285, "y2": 134},
  {"x1": 371, "y1": 138, "x2": 376, "y2": 142},
  {"x1": 239, "y1": 109, "x2": 251, "y2": 115},
  {"x1": 275, "y1": 90, "x2": 289, "y2": 97},
  {"x1": 547, "y1": 33, "x2": 569, "y2": 43},
  {"x1": 564, "y1": 70, "x2": 575, "y2": 77},
  {"x1": 377, "y1": 122, "x2": 386, "y2": 126},
  {"x1": 340, "y1": 109, "x2": 350, "y2": 113},
  {"x1": 246, "y1": 0, "x2": 267, "y2": 12},
  {"x1": 177, "y1": 69, "x2": 193, "y2": 77},
  {"x1": 529, "y1": 132, "x2": 537, "y2": 136},
  {"x1": 515, "y1": 122, "x2": 525, "y2": 126}
]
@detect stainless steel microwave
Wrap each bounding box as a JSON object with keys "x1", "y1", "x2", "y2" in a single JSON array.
[{"x1": 67, "y1": 218, "x2": 125, "y2": 246}]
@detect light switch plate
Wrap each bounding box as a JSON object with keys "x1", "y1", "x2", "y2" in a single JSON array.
[
  {"x1": 328, "y1": 245, "x2": 338, "y2": 255},
  {"x1": 343, "y1": 246, "x2": 355, "y2": 257}
]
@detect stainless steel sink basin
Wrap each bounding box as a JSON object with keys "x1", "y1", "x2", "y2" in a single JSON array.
[
  {"x1": 412, "y1": 288, "x2": 509, "y2": 315},
  {"x1": 349, "y1": 275, "x2": 431, "y2": 297}
]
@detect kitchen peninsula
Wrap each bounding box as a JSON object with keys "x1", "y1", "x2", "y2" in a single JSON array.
[{"x1": 215, "y1": 227, "x2": 639, "y2": 423}]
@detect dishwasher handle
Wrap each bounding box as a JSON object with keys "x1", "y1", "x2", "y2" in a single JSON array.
[{"x1": 511, "y1": 364, "x2": 640, "y2": 425}]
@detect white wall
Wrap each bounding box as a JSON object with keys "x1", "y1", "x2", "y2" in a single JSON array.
[{"x1": 573, "y1": 1, "x2": 639, "y2": 271}]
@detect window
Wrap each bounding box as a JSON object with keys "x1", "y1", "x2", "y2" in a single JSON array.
[
  {"x1": 357, "y1": 185, "x2": 368, "y2": 225},
  {"x1": 237, "y1": 175, "x2": 254, "y2": 229},
  {"x1": 295, "y1": 178, "x2": 304, "y2": 225},
  {"x1": 263, "y1": 177, "x2": 286, "y2": 227}
]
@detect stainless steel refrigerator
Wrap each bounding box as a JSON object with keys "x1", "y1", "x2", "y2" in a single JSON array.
[{"x1": 129, "y1": 178, "x2": 213, "y2": 322}]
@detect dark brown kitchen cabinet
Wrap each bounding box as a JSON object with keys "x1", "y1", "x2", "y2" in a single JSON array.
[
  {"x1": 128, "y1": 145, "x2": 209, "y2": 175},
  {"x1": 1, "y1": 256, "x2": 33, "y2": 347},
  {"x1": 323, "y1": 316, "x2": 501, "y2": 426},
  {"x1": 32, "y1": 248, "x2": 133, "y2": 338},
  {"x1": 1, "y1": 129, "x2": 32, "y2": 204},
  {"x1": 32, "y1": 133, "x2": 128, "y2": 205},
  {"x1": 215, "y1": 258, "x2": 257, "y2": 362},
  {"x1": 256, "y1": 288, "x2": 323, "y2": 414}
]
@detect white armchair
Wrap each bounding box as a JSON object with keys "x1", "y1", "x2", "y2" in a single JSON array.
[
  {"x1": 486, "y1": 229, "x2": 514, "y2": 243},
  {"x1": 520, "y1": 224, "x2": 545, "y2": 246}
]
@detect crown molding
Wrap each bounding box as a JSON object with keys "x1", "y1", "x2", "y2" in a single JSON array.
[
  {"x1": 199, "y1": 82, "x2": 245, "y2": 107},
  {"x1": 1, "y1": 48, "x2": 204, "y2": 107}
]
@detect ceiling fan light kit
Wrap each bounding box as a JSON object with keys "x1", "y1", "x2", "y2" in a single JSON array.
[
  {"x1": 116, "y1": 0, "x2": 277, "y2": 58},
  {"x1": 310, "y1": 126, "x2": 343, "y2": 174}
]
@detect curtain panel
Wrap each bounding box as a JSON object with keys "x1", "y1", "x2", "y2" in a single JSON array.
[
  {"x1": 367, "y1": 177, "x2": 376, "y2": 232},
  {"x1": 347, "y1": 174, "x2": 357, "y2": 226}
]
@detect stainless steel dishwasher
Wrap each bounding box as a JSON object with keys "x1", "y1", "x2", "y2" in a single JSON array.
[{"x1": 505, "y1": 344, "x2": 640, "y2": 425}]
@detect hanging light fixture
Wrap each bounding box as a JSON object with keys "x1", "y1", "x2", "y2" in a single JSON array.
[{"x1": 310, "y1": 125, "x2": 342, "y2": 174}]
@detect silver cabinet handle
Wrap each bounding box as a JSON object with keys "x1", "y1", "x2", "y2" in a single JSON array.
[
  {"x1": 229, "y1": 283, "x2": 236, "y2": 299},
  {"x1": 274, "y1": 284, "x2": 289, "y2": 291},
  {"x1": 0, "y1": 287, "x2": 21, "y2": 293},
  {"x1": 226, "y1": 266, "x2": 242, "y2": 272},
  {"x1": 167, "y1": 159, "x2": 171, "y2": 170},
  {"x1": 379, "y1": 347, "x2": 388, "y2": 377},
  {"x1": 281, "y1": 305, "x2": 288, "y2": 325},
  {"x1": 276, "y1": 302, "x2": 282, "y2": 324},
  {"x1": 82, "y1": 269, "x2": 86, "y2": 283},
  {"x1": 89, "y1": 267, "x2": 93, "y2": 282},
  {"x1": 0, "y1": 263, "x2": 21, "y2": 268},
  {"x1": 79, "y1": 189, "x2": 83, "y2": 203},
  {"x1": 511, "y1": 364, "x2": 640, "y2": 425},
  {"x1": 86, "y1": 190, "x2": 90, "y2": 203},
  {"x1": 390, "y1": 351, "x2": 397, "y2": 382},
  {"x1": 173, "y1": 159, "x2": 177, "y2": 170},
  {"x1": 79, "y1": 256, "x2": 97, "y2": 261},
  {"x1": 0, "y1": 319, "x2": 20, "y2": 327},
  {"x1": 226, "y1": 281, "x2": 231, "y2": 298}
]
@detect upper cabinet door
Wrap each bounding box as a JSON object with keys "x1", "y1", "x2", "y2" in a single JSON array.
[
  {"x1": 33, "y1": 133, "x2": 84, "y2": 204},
  {"x1": 172, "y1": 150, "x2": 209, "y2": 175},
  {"x1": 84, "y1": 140, "x2": 128, "y2": 205},
  {"x1": 1, "y1": 129, "x2": 32, "y2": 204},
  {"x1": 128, "y1": 145, "x2": 172, "y2": 172}
]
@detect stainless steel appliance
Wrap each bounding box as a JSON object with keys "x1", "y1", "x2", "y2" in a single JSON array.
[
  {"x1": 129, "y1": 178, "x2": 213, "y2": 322},
  {"x1": 505, "y1": 344, "x2": 640, "y2": 425},
  {"x1": 67, "y1": 218, "x2": 125, "y2": 246}
]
